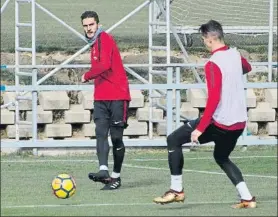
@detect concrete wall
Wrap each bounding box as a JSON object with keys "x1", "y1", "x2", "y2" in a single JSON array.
[{"x1": 1, "y1": 89, "x2": 277, "y2": 140}]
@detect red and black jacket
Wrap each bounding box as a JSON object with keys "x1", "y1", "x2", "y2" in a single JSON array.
[{"x1": 84, "y1": 32, "x2": 131, "y2": 101}]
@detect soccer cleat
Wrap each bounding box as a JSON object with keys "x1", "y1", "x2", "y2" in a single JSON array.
[
  {"x1": 100, "y1": 177, "x2": 121, "y2": 190},
  {"x1": 231, "y1": 197, "x2": 257, "y2": 209},
  {"x1": 88, "y1": 170, "x2": 111, "y2": 184},
  {"x1": 153, "y1": 189, "x2": 185, "y2": 204}
]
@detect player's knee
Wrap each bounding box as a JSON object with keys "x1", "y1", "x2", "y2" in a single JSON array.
[
  {"x1": 213, "y1": 153, "x2": 228, "y2": 166},
  {"x1": 111, "y1": 136, "x2": 123, "y2": 146},
  {"x1": 95, "y1": 128, "x2": 106, "y2": 138},
  {"x1": 111, "y1": 135, "x2": 124, "y2": 148},
  {"x1": 110, "y1": 127, "x2": 124, "y2": 148},
  {"x1": 95, "y1": 123, "x2": 108, "y2": 138},
  {"x1": 167, "y1": 133, "x2": 177, "y2": 150}
]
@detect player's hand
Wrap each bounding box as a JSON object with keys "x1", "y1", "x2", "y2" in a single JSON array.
[
  {"x1": 191, "y1": 129, "x2": 202, "y2": 144},
  {"x1": 81, "y1": 74, "x2": 87, "y2": 83}
]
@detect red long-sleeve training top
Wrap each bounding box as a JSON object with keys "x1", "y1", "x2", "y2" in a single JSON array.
[
  {"x1": 84, "y1": 32, "x2": 131, "y2": 101},
  {"x1": 196, "y1": 46, "x2": 252, "y2": 132}
]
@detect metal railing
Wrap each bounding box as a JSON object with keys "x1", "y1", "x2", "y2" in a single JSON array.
[{"x1": 1, "y1": 0, "x2": 277, "y2": 148}]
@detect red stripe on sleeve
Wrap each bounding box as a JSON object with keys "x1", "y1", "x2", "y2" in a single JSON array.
[{"x1": 241, "y1": 56, "x2": 252, "y2": 74}]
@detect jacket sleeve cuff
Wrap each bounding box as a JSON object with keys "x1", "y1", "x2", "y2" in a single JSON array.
[
  {"x1": 196, "y1": 125, "x2": 205, "y2": 133},
  {"x1": 84, "y1": 71, "x2": 90, "y2": 81}
]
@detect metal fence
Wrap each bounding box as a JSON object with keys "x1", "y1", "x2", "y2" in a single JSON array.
[{"x1": 1, "y1": 0, "x2": 277, "y2": 149}]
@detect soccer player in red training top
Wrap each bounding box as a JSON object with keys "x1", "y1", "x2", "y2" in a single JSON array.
[
  {"x1": 153, "y1": 20, "x2": 256, "y2": 208},
  {"x1": 81, "y1": 11, "x2": 131, "y2": 190}
]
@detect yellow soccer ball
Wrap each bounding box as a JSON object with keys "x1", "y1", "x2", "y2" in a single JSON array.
[{"x1": 51, "y1": 174, "x2": 76, "y2": 199}]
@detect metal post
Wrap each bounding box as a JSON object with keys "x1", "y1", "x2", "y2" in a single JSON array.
[
  {"x1": 15, "y1": 0, "x2": 20, "y2": 141},
  {"x1": 1, "y1": 0, "x2": 11, "y2": 14},
  {"x1": 166, "y1": 67, "x2": 173, "y2": 136},
  {"x1": 31, "y1": 0, "x2": 38, "y2": 155},
  {"x1": 240, "y1": 74, "x2": 248, "y2": 150},
  {"x1": 36, "y1": 45, "x2": 91, "y2": 85},
  {"x1": 32, "y1": 69, "x2": 38, "y2": 154},
  {"x1": 166, "y1": 0, "x2": 172, "y2": 135},
  {"x1": 166, "y1": 0, "x2": 170, "y2": 65},
  {"x1": 35, "y1": 2, "x2": 87, "y2": 42},
  {"x1": 3, "y1": 62, "x2": 277, "y2": 69},
  {"x1": 32, "y1": 0, "x2": 37, "y2": 141},
  {"x1": 268, "y1": 0, "x2": 274, "y2": 82},
  {"x1": 2, "y1": 0, "x2": 153, "y2": 111},
  {"x1": 148, "y1": 0, "x2": 154, "y2": 139},
  {"x1": 106, "y1": 0, "x2": 151, "y2": 32},
  {"x1": 155, "y1": 0, "x2": 203, "y2": 84},
  {"x1": 175, "y1": 67, "x2": 181, "y2": 129},
  {"x1": 124, "y1": 66, "x2": 166, "y2": 96},
  {"x1": 37, "y1": 0, "x2": 151, "y2": 86}
]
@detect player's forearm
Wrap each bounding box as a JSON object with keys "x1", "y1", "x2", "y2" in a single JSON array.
[{"x1": 84, "y1": 62, "x2": 110, "y2": 80}]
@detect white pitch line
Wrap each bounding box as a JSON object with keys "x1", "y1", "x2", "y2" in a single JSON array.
[
  {"x1": 133, "y1": 155, "x2": 278, "y2": 161},
  {"x1": 2, "y1": 200, "x2": 277, "y2": 209},
  {"x1": 1, "y1": 155, "x2": 277, "y2": 163},
  {"x1": 122, "y1": 163, "x2": 278, "y2": 179},
  {"x1": 1, "y1": 202, "x2": 152, "y2": 209},
  {"x1": 1, "y1": 159, "x2": 277, "y2": 179},
  {"x1": 1, "y1": 159, "x2": 98, "y2": 163}
]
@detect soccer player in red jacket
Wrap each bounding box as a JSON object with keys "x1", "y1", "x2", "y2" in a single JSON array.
[
  {"x1": 153, "y1": 20, "x2": 256, "y2": 208},
  {"x1": 81, "y1": 11, "x2": 131, "y2": 190}
]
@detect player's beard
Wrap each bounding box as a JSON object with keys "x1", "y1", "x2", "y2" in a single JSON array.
[
  {"x1": 85, "y1": 31, "x2": 95, "y2": 39},
  {"x1": 85, "y1": 27, "x2": 103, "y2": 44}
]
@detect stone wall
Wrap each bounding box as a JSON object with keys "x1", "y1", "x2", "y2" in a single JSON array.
[{"x1": 1, "y1": 89, "x2": 277, "y2": 140}]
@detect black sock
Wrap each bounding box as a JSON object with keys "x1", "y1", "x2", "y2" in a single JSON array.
[
  {"x1": 216, "y1": 159, "x2": 244, "y2": 185},
  {"x1": 95, "y1": 119, "x2": 110, "y2": 169},
  {"x1": 168, "y1": 147, "x2": 184, "y2": 175},
  {"x1": 97, "y1": 138, "x2": 110, "y2": 168},
  {"x1": 112, "y1": 146, "x2": 125, "y2": 173}
]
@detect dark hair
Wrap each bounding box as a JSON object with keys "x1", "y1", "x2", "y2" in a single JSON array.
[
  {"x1": 199, "y1": 20, "x2": 224, "y2": 40},
  {"x1": 81, "y1": 11, "x2": 99, "y2": 23}
]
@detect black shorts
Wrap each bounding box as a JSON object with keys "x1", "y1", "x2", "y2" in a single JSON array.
[
  {"x1": 173, "y1": 118, "x2": 244, "y2": 158},
  {"x1": 171, "y1": 118, "x2": 243, "y2": 148},
  {"x1": 93, "y1": 100, "x2": 129, "y2": 128}
]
